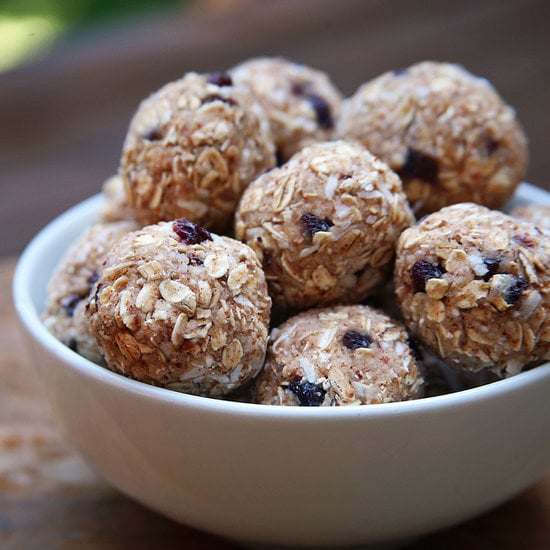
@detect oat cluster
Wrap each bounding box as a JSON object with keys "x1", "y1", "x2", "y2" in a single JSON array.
[{"x1": 43, "y1": 57, "x2": 548, "y2": 406}]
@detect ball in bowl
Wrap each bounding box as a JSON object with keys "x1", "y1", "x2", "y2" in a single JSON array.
[{"x1": 13, "y1": 184, "x2": 550, "y2": 548}]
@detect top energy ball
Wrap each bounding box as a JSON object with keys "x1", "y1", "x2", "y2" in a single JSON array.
[
  {"x1": 231, "y1": 57, "x2": 343, "y2": 162},
  {"x1": 337, "y1": 61, "x2": 528, "y2": 216},
  {"x1": 120, "y1": 71, "x2": 276, "y2": 232}
]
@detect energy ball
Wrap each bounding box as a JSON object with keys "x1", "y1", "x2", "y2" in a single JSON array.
[
  {"x1": 98, "y1": 174, "x2": 136, "y2": 223},
  {"x1": 120, "y1": 71, "x2": 276, "y2": 232},
  {"x1": 254, "y1": 305, "x2": 424, "y2": 406},
  {"x1": 235, "y1": 140, "x2": 414, "y2": 310},
  {"x1": 87, "y1": 219, "x2": 271, "y2": 396},
  {"x1": 43, "y1": 220, "x2": 139, "y2": 364},
  {"x1": 230, "y1": 57, "x2": 343, "y2": 162},
  {"x1": 394, "y1": 203, "x2": 550, "y2": 376},
  {"x1": 511, "y1": 204, "x2": 550, "y2": 233},
  {"x1": 337, "y1": 61, "x2": 528, "y2": 216}
]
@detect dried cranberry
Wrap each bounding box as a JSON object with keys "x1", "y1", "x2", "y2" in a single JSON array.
[
  {"x1": 288, "y1": 377, "x2": 326, "y2": 406},
  {"x1": 61, "y1": 293, "x2": 82, "y2": 317},
  {"x1": 207, "y1": 71, "x2": 233, "y2": 87},
  {"x1": 262, "y1": 249, "x2": 273, "y2": 269},
  {"x1": 342, "y1": 330, "x2": 372, "y2": 350},
  {"x1": 291, "y1": 80, "x2": 309, "y2": 96},
  {"x1": 88, "y1": 269, "x2": 99, "y2": 288},
  {"x1": 513, "y1": 234, "x2": 535, "y2": 248},
  {"x1": 173, "y1": 218, "x2": 212, "y2": 245},
  {"x1": 397, "y1": 148, "x2": 439, "y2": 185},
  {"x1": 202, "y1": 94, "x2": 237, "y2": 107},
  {"x1": 484, "y1": 137, "x2": 500, "y2": 155},
  {"x1": 301, "y1": 213, "x2": 333, "y2": 239},
  {"x1": 307, "y1": 93, "x2": 334, "y2": 129},
  {"x1": 504, "y1": 277, "x2": 528, "y2": 305},
  {"x1": 410, "y1": 260, "x2": 444, "y2": 293},
  {"x1": 143, "y1": 128, "x2": 163, "y2": 141},
  {"x1": 482, "y1": 258, "x2": 500, "y2": 281},
  {"x1": 290, "y1": 81, "x2": 333, "y2": 129},
  {"x1": 393, "y1": 67, "x2": 408, "y2": 76},
  {"x1": 188, "y1": 255, "x2": 203, "y2": 266}
]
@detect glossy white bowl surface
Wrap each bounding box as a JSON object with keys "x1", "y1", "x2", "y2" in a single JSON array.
[{"x1": 13, "y1": 183, "x2": 550, "y2": 548}]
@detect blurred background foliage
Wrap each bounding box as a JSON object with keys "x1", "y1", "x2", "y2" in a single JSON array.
[{"x1": 0, "y1": 0, "x2": 183, "y2": 72}]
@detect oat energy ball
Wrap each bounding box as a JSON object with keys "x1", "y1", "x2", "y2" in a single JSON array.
[
  {"x1": 43, "y1": 220, "x2": 139, "y2": 364},
  {"x1": 87, "y1": 219, "x2": 271, "y2": 396},
  {"x1": 98, "y1": 174, "x2": 136, "y2": 223},
  {"x1": 338, "y1": 61, "x2": 528, "y2": 216},
  {"x1": 254, "y1": 305, "x2": 424, "y2": 406},
  {"x1": 394, "y1": 203, "x2": 550, "y2": 376},
  {"x1": 231, "y1": 57, "x2": 343, "y2": 162},
  {"x1": 235, "y1": 141, "x2": 414, "y2": 310},
  {"x1": 511, "y1": 204, "x2": 550, "y2": 233},
  {"x1": 120, "y1": 71, "x2": 276, "y2": 232}
]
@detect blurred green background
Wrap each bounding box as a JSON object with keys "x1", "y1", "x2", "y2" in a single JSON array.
[{"x1": 0, "y1": 0, "x2": 183, "y2": 72}]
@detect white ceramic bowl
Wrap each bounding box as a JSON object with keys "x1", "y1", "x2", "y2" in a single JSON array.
[{"x1": 13, "y1": 183, "x2": 550, "y2": 548}]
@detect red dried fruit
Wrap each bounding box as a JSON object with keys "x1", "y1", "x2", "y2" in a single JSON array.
[
  {"x1": 484, "y1": 137, "x2": 500, "y2": 155},
  {"x1": 288, "y1": 377, "x2": 326, "y2": 406},
  {"x1": 61, "y1": 293, "x2": 82, "y2": 317},
  {"x1": 410, "y1": 260, "x2": 444, "y2": 293},
  {"x1": 173, "y1": 218, "x2": 212, "y2": 245},
  {"x1": 301, "y1": 213, "x2": 333, "y2": 239},
  {"x1": 397, "y1": 148, "x2": 439, "y2": 184},
  {"x1": 206, "y1": 71, "x2": 233, "y2": 87},
  {"x1": 342, "y1": 330, "x2": 372, "y2": 350},
  {"x1": 88, "y1": 269, "x2": 99, "y2": 288},
  {"x1": 504, "y1": 277, "x2": 528, "y2": 305},
  {"x1": 393, "y1": 67, "x2": 408, "y2": 76},
  {"x1": 482, "y1": 258, "x2": 500, "y2": 281},
  {"x1": 290, "y1": 81, "x2": 334, "y2": 129},
  {"x1": 202, "y1": 94, "x2": 238, "y2": 107},
  {"x1": 307, "y1": 93, "x2": 334, "y2": 129},
  {"x1": 188, "y1": 255, "x2": 204, "y2": 266},
  {"x1": 143, "y1": 128, "x2": 163, "y2": 141}
]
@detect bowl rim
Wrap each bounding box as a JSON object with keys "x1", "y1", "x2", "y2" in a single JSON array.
[{"x1": 12, "y1": 183, "x2": 550, "y2": 420}]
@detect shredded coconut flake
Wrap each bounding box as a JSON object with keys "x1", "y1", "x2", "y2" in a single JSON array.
[{"x1": 324, "y1": 174, "x2": 338, "y2": 199}]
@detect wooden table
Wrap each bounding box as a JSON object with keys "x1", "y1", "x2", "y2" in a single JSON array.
[{"x1": 1, "y1": 256, "x2": 549, "y2": 548}]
